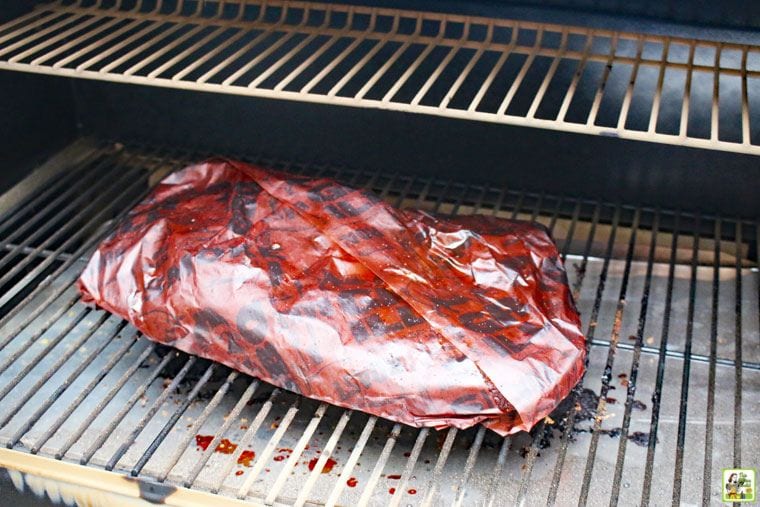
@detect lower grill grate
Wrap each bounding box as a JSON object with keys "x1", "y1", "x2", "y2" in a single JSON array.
[{"x1": 0, "y1": 140, "x2": 757, "y2": 506}]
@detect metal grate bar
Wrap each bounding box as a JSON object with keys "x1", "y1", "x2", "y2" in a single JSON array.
[
  {"x1": 78, "y1": 350, "x2": 176, "y2": 465},
  {"x1": 0, "y1": 305, "x2": 90, "y2": 379},
  {"x1": 0, "y1": 147, "x2": 103, "y2": 237},
  {"x1": 0, "y1": 141, "x2": 757, "y2": 505},
  {"x1": 733, "y1": 222, "x2": 743, "y2": 467},
  {"x1": 609, "y1": 210, "x2": 660, "y2": 505},
  {"x1": 54, "y1": 342, "x2": 158, "y2": 460},
  {"x1": 210, "y1": 387, "x2": 282, "y2": 493},
  {"x1": 1, "y1": 242, "x2": 75, "y2": 262},
  {"x1": 180, "y1": 378, "x2": 259, "y2": 485},
  {"x1": 484, "y1": 436, "x2": 510, "y2": 507},
  {"x1": 701, "y1": 218, "x2": 721, "y2": 504},
  {"x1": 640, "y1": 212, "x2": 680, "y2": 505},
  {"x1": 2, "y1": 1, "x2": 760, "y2": 154},
  {"x1": 419, "y1": 428, "x2": 457, "y2": 506},
  {"x1": 105, "y1": 355, "x2": 200, "y2": 471},
  {"x1": 357, "y1": 423, "x2": 402, "y2": 506},
  {"x1": 265, "y1": 403, "x2": 329, "y2": 504},
  {"x1": 578, "y1": 205, "x2": 629, "y2": 504},
  {"x1": 0, "y1": 312, "x2": 112, "y2": 430},
  {"x1": 30, "y1": 331, "x2": 142, "y2": 454},
  {"x1": 545, "y1": 201, "x2": 603, "y2": 506},
  {"x1": 0, "y1": 152, "x2": 143, "y2": 296},
  {"x1": 453, "y1": 425, "x2": 486, "y2": 506},
  {"x1": 32, "y1": 16, "x2": 128, "y2": 67},
  {"x1": 388, "y1": 427, "x2": 428, "y2": 507},
  {"x1": 151, "y1": 369, "x2": 241, "y2": 481},
  {"x1": 679, "y1": 41, "x2": 696, "y2": 138},
  {"x1": 324, "y1": 416, "x2": 377, "y2": 506},
  {"x1": 6, "y1": 321, "x2": 132, "y2": 448},
  {"x1": 672, "y1": 216, "x2": 702, "y2": 505},
  {"x1": 293, "y1": 409, "x2": 353, "y2": 507},
  {"x1": 0, "y1": 149, "x2": 183, "y2": 338},
  {"x1": 130, "y1": 363, "x2": 219, "y2": 476},
  {"x1": 236, "y1": 397, "x2": 302, "y2": 499}
]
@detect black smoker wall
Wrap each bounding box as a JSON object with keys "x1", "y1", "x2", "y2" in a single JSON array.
[{"x1": 74, "y1": 80, "x2": 759, "y2": 217}]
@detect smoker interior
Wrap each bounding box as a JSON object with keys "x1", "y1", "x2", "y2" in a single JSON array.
[{"x1": 0, "y1": 1, "x2": 758, "y2": 506}]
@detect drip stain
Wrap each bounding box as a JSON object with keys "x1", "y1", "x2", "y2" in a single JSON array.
[
  {"x1": 195, "y1": 435, "x2": 255, "y2": 467},
  {"x1": 238, "y1": 450, "x2": 255, "y2": 467},
  {"x1": 195, "y1": 435, "x2": 236, "y2": 454},
  {"x1": 308, "y1": 457, "x2": 337, "y2": 473}
]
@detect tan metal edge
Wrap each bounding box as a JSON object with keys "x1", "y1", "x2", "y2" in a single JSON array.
[
  {"x1": 0, "y1": 448, "x2": 263, "y2": 506},
  {"x1": 0, "y1": 138, "x2": 99, "y2": 213}
]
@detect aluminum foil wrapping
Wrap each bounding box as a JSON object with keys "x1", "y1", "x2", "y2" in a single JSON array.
[{"x1": 78, "y1": 160, "x2": 585, "y2": 435}]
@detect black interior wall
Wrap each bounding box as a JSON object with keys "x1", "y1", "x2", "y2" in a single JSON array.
[
  {"x1": 317, "y1": 0, "x2": 760, "y2": 34},
  {"x1": 0, "y1": 72, "x2": 77, "y2": 194},
  {"x1": 0, "y1": 4, "x2": 77, "y2": 194},
  {"x1": 75, "y1": 81, "x2": 759, "y2": 217}
]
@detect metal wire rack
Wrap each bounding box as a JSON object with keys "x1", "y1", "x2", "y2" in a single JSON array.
[
  {"x1": 2, "y1": 0, "x2": 760, "y2": 155},
  {"x1": 0, "y1": 139, "x2": 757, "y2": 505}
]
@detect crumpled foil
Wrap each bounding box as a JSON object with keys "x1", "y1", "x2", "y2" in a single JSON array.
[{"x1": 78, "y1": 160, "x2": 585, "y2": 435}]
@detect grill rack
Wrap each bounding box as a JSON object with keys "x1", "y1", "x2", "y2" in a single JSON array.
[
  {"x1": 0, "y1": 139, "x2": 758, "y2": 506},
  {"x1": 2, "y1": 0, "x2": 760, "y2": 155}
]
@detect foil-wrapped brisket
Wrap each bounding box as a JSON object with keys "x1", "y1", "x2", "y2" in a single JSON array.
[{"x1": 78, "y1": 160, "x2": 585, "y2": 435}]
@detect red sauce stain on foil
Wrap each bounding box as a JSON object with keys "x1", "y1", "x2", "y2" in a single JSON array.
[
  {"x1": 403, "y1": 452, "x2": 411, "y2": 457},
  {"x1": 388, "y1": 488, "x2": 396, "y2": 495},
  {"x1": 387, "y1": 474, "x2": 402, "y2": 480},
  {"x1": 273, "y1": 455, "x2": 286, "y2": 462},
  {"x1": 408, "y1": 489, "x2": 417, "y2": 495},
  {"x1": 235, "y1": 470, "x2": 244, "y2": 476},
  {"x1": 347, "y1": 477, "x2": 358, "y2": 488},
  {"x1": 308, "y1": 457, "x2": 337, "y2": 473}
]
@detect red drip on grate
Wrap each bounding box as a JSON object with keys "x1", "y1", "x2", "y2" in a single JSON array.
[
  {"x1": 308, "y1": 457, "x2": 337, "y2": 473},
  {"x1": 238, "y1": 450, "x2": 255, "y2": 467}
]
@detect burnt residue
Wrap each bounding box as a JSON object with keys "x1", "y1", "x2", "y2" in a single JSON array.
[
  {"x1": 627, "y1": 431, "x2": 652, "y2": 447},
  {"x1": 631, "y1": 400, "x2": 647, "y2": 411},
  {"x1": 598, "y1": 427, "x2": 621, "y2": 438},
  {"x1": 527, "y1": 387, "x2": 656, "y2": 452},
  {"x1": 124, "y1": 477, "x2": 176, "y2": 504}
]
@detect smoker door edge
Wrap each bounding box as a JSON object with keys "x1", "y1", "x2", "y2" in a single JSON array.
[{"x1": 0, "y1": 449, "x2": 263, "y2": 507}]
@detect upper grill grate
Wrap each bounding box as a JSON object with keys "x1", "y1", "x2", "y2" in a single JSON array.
[{"x1": 1, "y1": 1, "x2": 760, "y2": 154}]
